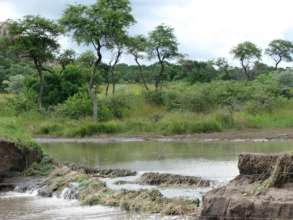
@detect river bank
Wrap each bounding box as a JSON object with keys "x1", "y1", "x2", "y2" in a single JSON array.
[{"x1": 33, "y1": 128, "x2": 293, "y2": 144}]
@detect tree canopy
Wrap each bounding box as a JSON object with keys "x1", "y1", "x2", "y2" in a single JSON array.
[
  {"x1": 231, "y1": 41, "x2": 262, "y2": 80},
  {"x1": 8, "y1": 15, "x2": 61, "y2": 110},
  {"x1": 148, "y1": 24, "x2": 180, "y2": 89},
  {"x1": 60, "y1": 0, "x2": 135, "y2": 120},
  {"x1": 266, "y1": 39, "x2": 293, "y2": 69}
]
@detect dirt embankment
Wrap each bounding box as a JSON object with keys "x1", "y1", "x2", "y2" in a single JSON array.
[
  {"x1": 201, "y1": 153, "x2": 293, "y2": 220},
  {"x1": 0, "y1": 140, "x2": 42, "y2": 178}
]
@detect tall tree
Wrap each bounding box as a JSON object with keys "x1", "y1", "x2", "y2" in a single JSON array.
[
  {"x1": 231, "y1": 41, "x2": 262, "y2": 80},
  {"x1": 266, "y1": 39, "x2": 293, "y2": 70},
  {"x1": 8, "y1": 16, "x2": 61, "y2": 111},
  {"x1": 127, "y1": 35, "x2": 149, "y2": 90},
  {"x1": 148, "y1": 24, "x2": 180, "y2": 89},
  {"x1": 60, "y1": 0, "x2": 135, "y2": 121}
]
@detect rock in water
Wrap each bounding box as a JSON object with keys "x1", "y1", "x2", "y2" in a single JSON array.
[
  {"x1": 200, "y1": 153, "x2": 293, "y2": 220},
  {"x1": 138, "y1": 172, "x2": 211, "y2": 187},
  {"x1": 60, "y1": 182, "x2": 79, "y2": 200}
]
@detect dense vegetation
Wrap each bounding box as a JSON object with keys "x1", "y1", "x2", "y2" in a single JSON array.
[{"x1": 1, "y1": 0, "x2": 293, "y2": 137}]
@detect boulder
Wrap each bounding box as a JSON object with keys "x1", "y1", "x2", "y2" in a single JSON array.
[{"x1": 200, "y1": 154, "x2": 293, "y2": 220}]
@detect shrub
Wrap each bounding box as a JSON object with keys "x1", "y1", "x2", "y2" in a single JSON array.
[
  {"x1": 56, "y1": 93, "x2": 134, "y2": 120},
  {"x1": 54, "y1": 92, "x2": 92, "y2": 119},
  {"x1": 7, "y1": 89, "x2": 37, "y2": 113},
  {"x1": 144, "y1": 90, "x2": 166, "y2": 105},
  {"x1": 103, "y1": 94, "x2": 133, "y2": 119},
  {"x1": 215, "y1": 110, "x2": 234, "y2": 128}
]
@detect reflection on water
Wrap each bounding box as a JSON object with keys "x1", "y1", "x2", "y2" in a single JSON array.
[{"x1": 42, "y1": 141, "x2": 293, "y2": 181}]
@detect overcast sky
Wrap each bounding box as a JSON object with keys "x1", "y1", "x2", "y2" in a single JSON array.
[{"x1": 1, "y1": 0, "x2": 293, "y2": 65}]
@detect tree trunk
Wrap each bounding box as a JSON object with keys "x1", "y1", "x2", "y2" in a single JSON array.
[
  {"x1": 112, "y1": 69, "x2": 115, "y2": 96},
  {"x1": 33, "y1": 58, "x2": 44, "y2": 112},
  {"x1": 156, "y1": 61, "x2": 165, "y2": 90},
  {"x1": 37, "y1": 68, "x2": 44, "y2": 112},
  {"x1": 88, "y1": 61, "x2": 99, "y2": 121},
  {"x1": 88, "y1": 42, "x2": 102, "y2": 121},
  {"x1": 105, "y1": 83, "x2": 110, "y2": 96},
  {"x1": 275, "y1": 57, "x2": 282, "y2": 70},
  {"x1": 241, "y1": 60, "x2": 250, "y2": 80},
  {"x1": 155, "y1": 48, "x2": 164, "y2": 90},
  {"x1": 135, "y1": 57, "x2": 149, "y2": 91},
  {"x1": 111, "y1": 49, "x2": 122, "y2": 96},
  {"x1": 105, "y1": 74, "x2": 110, "y2": 97}
]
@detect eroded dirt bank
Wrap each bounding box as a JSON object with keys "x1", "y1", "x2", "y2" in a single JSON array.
[
  {"x1": 0, "y1": 140, "x2": 42, "y2": 178},
  {"x1": 201, "y1": 153, "x2": 293, "y2": 220}
]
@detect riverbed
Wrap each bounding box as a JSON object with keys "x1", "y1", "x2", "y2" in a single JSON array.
[{"x1": 1, "y1": 140, "x2": 293, "y2": 219}]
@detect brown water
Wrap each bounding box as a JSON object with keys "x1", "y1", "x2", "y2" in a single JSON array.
[{"x1": 1, "y1": 140, "x2": 293, "y2": 219}]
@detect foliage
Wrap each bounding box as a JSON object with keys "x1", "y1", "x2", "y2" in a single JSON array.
[
  {"x1": 231, "y1": 41, "x2": 262, "y2": 79},
  {"x1": 58, "y1": 49, "x2": 76, "y2": 70},
  {"x1": 148, "y1": 24, "x2": 180, "y2": 88},
  {"x1": 60, "y1": 0, "x2": 135, "y2": 120},
  {"x1": 266, "y1": 39, "x2": 293, "y2": 69},
  {"x1": 8, "y1": 15, "x2": 61, "y2": 110},
  {"x1": 3, "y1": 74, "x2": 25, "y2": 93},
  {"x1": 24, "y1": 64, "x2": 87, "y2": 106}
]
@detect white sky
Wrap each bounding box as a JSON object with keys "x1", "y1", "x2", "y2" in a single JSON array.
[{"x1": 1, "y1": 0, "x2": 293, "y2": 66}]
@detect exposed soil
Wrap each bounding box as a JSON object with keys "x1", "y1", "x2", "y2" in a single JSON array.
[
  {"x1": 201, "y1": 153, "x2": 293, "y2": 220},
  {"x1": 137, "y1": 172, "x2": 211, "y2": 187},
  {"x1": 0, "y1": 140, "x2": 43, "y2": 179},
  {"x1": 34, "y1": 128, "x2": 293, "y2": 143}
]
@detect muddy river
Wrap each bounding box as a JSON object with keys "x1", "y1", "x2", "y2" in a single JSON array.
[{"x1": 1, "y1": 140, "x2": 293, "y2": 219}]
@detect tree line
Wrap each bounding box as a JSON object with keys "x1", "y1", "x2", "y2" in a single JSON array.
[{"x1": 1, "y1": 0, "x2": 293, "y2": 121}]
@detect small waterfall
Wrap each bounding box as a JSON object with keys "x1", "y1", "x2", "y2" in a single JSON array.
[{"x1": 60, "y1": 182, "x2": 79, "y2": 200}]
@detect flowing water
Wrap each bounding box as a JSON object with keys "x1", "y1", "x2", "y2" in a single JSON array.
[{"x1": 2, "y1": 140, "x2": 293, "y2": 219}]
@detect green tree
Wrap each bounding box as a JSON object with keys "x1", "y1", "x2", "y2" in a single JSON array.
[
  {"x1": 148, "y1": 24, "x2": 180, "y2": 89},
  {"x1": 8, "y1": 16, "x2": 61, "y2": 110},
  {"x1": 58, "y1": 49, "x2": 76, "y2": 71},
  {"x1": 60, "y1": 0, "x2": 135, "y2": 120},
  {"x1": 127, "y1": 35, "x2": 149, "y2": 90},
  {"x1": 231, "y1": 41, "x2": 262, "y2": 80},
  {"x1": 266, "y1": 39, "x2": 293, "y2": 69}
]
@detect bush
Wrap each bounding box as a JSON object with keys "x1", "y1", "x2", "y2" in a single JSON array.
[
  {"x1": 54, "y1": 92, "x2": 92, "y2": 119},
  {"x1": 56, "y1": 92, "x2": 134, "y2": 120},
  {"x1": 103, "y1": 94, "x2": 133, "y2": 119},
  {"x1": 144, "y1": 90, "x2": 166, "y2": 105},
  {"x1": 7, "y1": 89, "x2": 37, "y2": 113},
  {"x1": 162, "y1": 120, "x2": 222, "y2": 134},
  {"x1": 215, "y1": 110, "x2": 234, "y2": 128}
]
